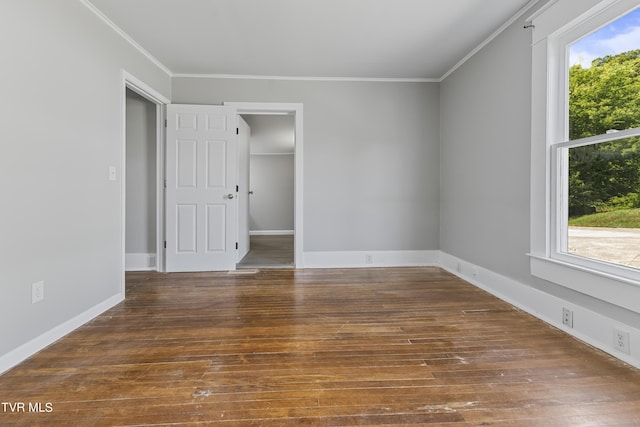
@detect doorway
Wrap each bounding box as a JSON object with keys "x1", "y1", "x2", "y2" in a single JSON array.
[
  {"x1": 226, "y1": 102, "x2": 304, "y2": 270},
  {"x1": 160, "y1": 102, "x2": 303, "y2": 273},
  {"x1": 236, "y1": 114, "x2": 295, "y2": 269},
  {"x1": 125, "y1": 89, "x2": 157, "y2": 271},
  {"x1": 121, "y1": 71, "x2": 169, "y2": 287}
]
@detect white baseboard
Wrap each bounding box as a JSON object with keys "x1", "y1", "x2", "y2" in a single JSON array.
[
  {"x1": 439, "y1": 252, "x2": 640, "y2": 369},
  {"x1": 0, "y1": 292, "x2": 124, "y2": 375},
  {"x1": 303, "y1": 250, "x2": 441, "y2": 269},
  {"x1": 3, "y1": 251, "x2": 638, "y2": 375},
  {"x1": 250, "y1": 230, "x2": 294, "y2": 236},
  {"x1": 125, "y1": 253, "x2": 156, "y2": 271}
]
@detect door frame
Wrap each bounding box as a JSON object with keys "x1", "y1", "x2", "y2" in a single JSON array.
[
  {"x1": 226, "y1": 102, "x2": 303, "y2": 268},
  {"x1": 236, "y1": 115, "x2": 251, "y2": 263},
  {"x1": 120, "y1": 71, "x2": 170, "y2": 292}
]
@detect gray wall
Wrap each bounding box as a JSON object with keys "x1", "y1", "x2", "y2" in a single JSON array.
[
  {"x1": 126, "y1": 89, "x2": 157, "y2": 255},
  {"x1": 440, "y1": 9, "x2": 531, "y2": 282},
  {"x1": 439, "y1": 3, "x2": 640, "y2": 327},
  {"x1": 244, "y1": 114, "x2": 295, "y2": 154},
  {"x1": 249, "y1": 154, "x2": 295, "y2": 232},
  {"x1": 173, "y1": 78, "x2": 441, "y2": 251},
  {"x1": 0, "y1": 0, "x2": 171, "y2": 358},
  {"x1": 243, "y1": 115, "x2": 295, "y2": 232}
]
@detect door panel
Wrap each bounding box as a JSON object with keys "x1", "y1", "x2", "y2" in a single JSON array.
[
  {"x1": 177, "y1": 113, "x2": 197, "y2": 130},
  {"x1": 206, "y1": 140, "x2": 226, "y2": 188},
  {"x1": 207, "y1": 114, "x2": 227, "y2": 131},
  {"x1": 177, "y1": 204, "x2": 197, "y2": 253},
  {"x1": 206, "y1": 204, "x2": 226, "y2": 252},
  {"x1": 177, "y1": 140, "x2": 197, "y2": 188},
  {"x1": 166, "y1": 104, "x2": 237, "y2": 272}
]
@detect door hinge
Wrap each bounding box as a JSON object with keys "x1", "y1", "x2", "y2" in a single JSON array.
[
  {"x1": 236, "y1": 185, "x2": 239, "y2": 192},
  {"x1": 164, "y1": 119, "x2": 167, "y2": 128},
  {"x1": 236, "y1": 127, "x2": 239, "y2": 135},
  {"x1": 236, "y1": 242, "x2": 238, "y2": 250},
  {"x1": 164, "y1": 179, "x2": 167, "y2": 188},
  {"x1": 164, "y1": 241, "x2": 167, "y2": 249}
]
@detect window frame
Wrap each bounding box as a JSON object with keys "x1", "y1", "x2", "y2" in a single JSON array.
[
  {"x1": 529, "y1": 0, "x2": 640, "y2": 313},
  {"x1": 552, "y1": 128, "x2": 640, "y2": 274}
]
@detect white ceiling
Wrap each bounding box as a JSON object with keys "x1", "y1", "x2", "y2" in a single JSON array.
[{"x1": 86, "y1": 0, "x2": 535, "y2": 80}]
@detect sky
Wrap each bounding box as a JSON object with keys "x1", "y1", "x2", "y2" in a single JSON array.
[{"x1": 570, "y1": 7, "x2": 640, "y2": 68}]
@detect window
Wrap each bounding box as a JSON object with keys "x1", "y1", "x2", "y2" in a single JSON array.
[
  {"x1": 559, "y1": 8, "x2": 640, "y2": 271},
  {"x1": 530, "y1": 0, "x2": 640, "y2": 313}
]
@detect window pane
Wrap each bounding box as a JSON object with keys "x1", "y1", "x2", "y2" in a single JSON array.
[
  {"x1": 569, "y1": 8, "x2": 640, "y2": 140},
  {"x1": 567, "y1": 136, "x2": 640, "y2": 268}
]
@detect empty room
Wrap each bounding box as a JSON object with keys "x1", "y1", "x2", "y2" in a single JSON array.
[{"x1": 1, "y1": 0, "x2": 640, "y2": 425}]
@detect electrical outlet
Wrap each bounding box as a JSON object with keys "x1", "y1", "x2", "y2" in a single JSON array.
[
  {"x1": 613, "y1": 328, "x2": 630, "y2": 354},
  {"x1": 562, "y1": 307, "x2": 573, "y2": 328},
  {"x1": 365, "y1": 254, "x2": 373, "y2": 264},
  {"x1": 32, "y1": 281, "x2": 44, "y2": 304}
]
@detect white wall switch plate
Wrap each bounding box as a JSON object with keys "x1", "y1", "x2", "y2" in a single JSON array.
[{"x1": 32, "y1": 281, "x2": 44, "y2": 304}]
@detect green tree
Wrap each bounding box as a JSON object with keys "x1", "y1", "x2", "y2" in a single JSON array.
[{"x1": 568, "y1": 50, "x2": 640, "y2": 216}]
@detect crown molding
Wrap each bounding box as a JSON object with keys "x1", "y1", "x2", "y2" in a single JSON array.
[
  {"x1": 526, "y1": 0, "x2": 560, "y2": 22},
  {"x1": 80, "y1": 0, "x2": 173, "y2": 78},
  {"x1": 173, "y1": 73, "x2": 438, "y2": 83},
  {"x1": 439, "y1": 0, "x2": 543, "y2": 81}
]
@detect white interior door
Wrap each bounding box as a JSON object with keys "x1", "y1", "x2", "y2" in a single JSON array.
[
  {"x1": 237, "y1": 116, "x2": 250, "y2": 262},
  {"x1": 165, "y1": 104, "x2": 237, "y2": 272}
]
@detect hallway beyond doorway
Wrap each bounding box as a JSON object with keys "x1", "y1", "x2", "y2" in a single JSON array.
[{"x1": 237, "y1": 235, "x2": 294, "y2": 269}]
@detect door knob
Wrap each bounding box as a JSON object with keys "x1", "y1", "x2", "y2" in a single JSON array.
[{"x1": 226, "y1": 194, "x2": 234, "y2": 199}]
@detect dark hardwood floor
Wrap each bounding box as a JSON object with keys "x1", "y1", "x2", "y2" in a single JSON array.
[{"x1": 1, "y1": 267, "x2": 639, "y2": 426}]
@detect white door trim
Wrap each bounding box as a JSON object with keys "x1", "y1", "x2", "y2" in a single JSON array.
[
  {"x1": 225, "y1": 102, "x2": 304, "y2": 268},
  {"x1": 121, "y1": 70, "x2": 170, "y2": 291}
]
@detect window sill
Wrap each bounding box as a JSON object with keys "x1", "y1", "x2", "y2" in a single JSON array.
[{"x1": 529, "y1": 253, "x2": 640, "y2": 313}]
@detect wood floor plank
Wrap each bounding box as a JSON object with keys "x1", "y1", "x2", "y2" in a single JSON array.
[{"x1": 0, "y1": 267, "x2": 639, "y2": 426}]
